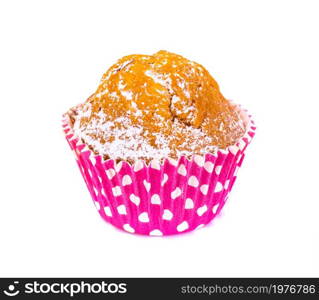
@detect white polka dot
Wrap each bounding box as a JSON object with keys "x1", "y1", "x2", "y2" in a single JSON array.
[
  {"x1": 224, "y1": 179, "x2": 230, "y2": 190},
  {"x1": 122, "y1": 175, "x2": 132, "y2": 186},
  {"x1": 234, "y1": 166, "x2": 240, "y2": 177},
  {"x1": 112, "y1": 186, "x2": 122, "y2": 196},
  {"x1": 117, "y1": 204, "x2": 127, "y2": 215},
  {"x1": 75, "y1": 139, "x2": 82, "y2": 147},
  {"x1": 161, "y1": 174, "x2": 168, "y2": 186},
  {"x1": 150, "y1": 159, "x2": 161, "y2": 170},
  {"x1": 115, "y1": 161, "x2": 123, "y2": 172},
  {"x1": 106, "y1": 168, "x2": 116, "y2": 179},
  {"x1": 238, "y1": 139, "x2": 246, "y2": 150},
  {"x1": 200, "y1": 184, "x2": 209, "y2": 195},
  {"x1": 83, "y1": 145, "x2": 90, "y2": 153},
  {"x1": 177, "y1": 221, "x2": 189, "y2": 232},
  {"x1": 104, "y1": 206, "x2": 112, "y2": 217},
  {"x1": 123, "y1": 224, "x2": 135, "y2": 233},
  {"x1": 212, "y1": 203, "x2": 219, "y2": 214},
  {"x1": 162, "y1": 209, "x2": 173, "y2": 220},
  {"x1": 204, "y1": 161, "x2": 214, "y2": 173},
  {"x1": 168, "y1": 158, "x2": 178, "y2": 166},
  {"x1": 229, "y1": 145, "x2": 239, "y2": 155},
  {"x1": 194, "y1": 155, "x2": 204, "y2": 167},
  {"x1": 177, "y1": 164, "x2": 187, "y2": 176},
  {"x1": 171, "y1": 187, "x2": 182, "y2": 199},
  {"x1": 244, "y1": 133, "x2": 252, "y2": 143},
  {"x1": 188, "y1": 176, "x2": 199, "y2": 187},
  {"x1": 214, "y1": 182, "x2": 223, "y2": 193},
  {"x1": 94, "y1": 201, "x2": 100, "y2": 210},
  {"x1": 197, "y1": 205, "x2": 208, "y2": 216},
  {"x1": 129, "y1": 194, "x2": 140, "y2": 206},
  {"x1": 143, "y1": 180, "x2": 151, "y2": 192},
  {"x1": 215, "y1": 166, "x2": 222, "y2": 175},
  {"x1": 196, "y1": 224, "x2": 205, "y2": 230},
  {"x1": 149, "y1": 229, "x2": 163, "y2": 236},
  {"x1": 138, "y1": 212, "x2": 150, "y2": 223},
  {"x1": 219, "y1": 149, "x2": 228, "y2": 155},
  {"x1": 185, "y1": 198, "x2": 194, "y2": 209},
  {"x1": 93, "y1": 185, "x2": 99, "y2": 194},
  {"x1": 134, "y1": 160, "x2": 144, "y2": 172},
  {"x1": 151, "y1": 194, "x2": 161, "y2": 205}
]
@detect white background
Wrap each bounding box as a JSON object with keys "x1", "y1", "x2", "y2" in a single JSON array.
[{"x1": 0, "y1": 0, "x2": 318, "y2": 277}]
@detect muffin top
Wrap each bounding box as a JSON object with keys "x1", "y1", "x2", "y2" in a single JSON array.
[{"x1": 71, "y1": 50, "x2": 245, "y2": 163}]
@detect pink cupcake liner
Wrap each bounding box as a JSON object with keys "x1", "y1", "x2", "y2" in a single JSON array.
[{"x1": 62, "y1": 104, "x2": 256, "y2": 236}]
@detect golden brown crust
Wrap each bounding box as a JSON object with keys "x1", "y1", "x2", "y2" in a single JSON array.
[{"x1": 73, "y1": 51, "x2": 245, "y2": 161}]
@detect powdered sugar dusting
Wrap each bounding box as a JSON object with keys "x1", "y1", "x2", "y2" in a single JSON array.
[
  {"x1": 72, "y1": 102, "x2": 220, "y2": 162},
  {"x1": 70, "y1": 51, "x2": 246, "y2": 163},
  {"x1": 73, "y1": 106, "x2": 171, "y2": 161},
  {"x1": 144, "y1": 70, "x2": 173, "y2": 94}
]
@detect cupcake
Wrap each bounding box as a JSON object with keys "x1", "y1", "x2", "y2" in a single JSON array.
[{"x1": 63, "y1": 50, "x2": 256, "y2": 236}]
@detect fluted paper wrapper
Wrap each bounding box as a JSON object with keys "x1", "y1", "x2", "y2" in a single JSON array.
[{"x1": 62, "y1": 105, "x2": 255, "y2": 236}]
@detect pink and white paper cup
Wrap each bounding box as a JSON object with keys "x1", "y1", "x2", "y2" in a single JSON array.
[{"x1": 62, "y1": 105, "x2": 255, "y2": 236}]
